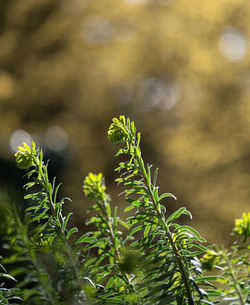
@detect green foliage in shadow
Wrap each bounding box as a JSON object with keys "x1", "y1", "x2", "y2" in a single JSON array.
[{"x1": 0, "y1": 116, "x2": 249, "y2": 304}]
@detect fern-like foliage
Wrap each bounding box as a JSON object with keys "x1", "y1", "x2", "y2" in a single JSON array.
[
  {"x1": 0, "y1": 255, "x2": 20, "y2": 304},
  {"x1": 0, "y1": 115, "x2": 247, "y2": 305},
  {"x1": 2, "y1": 204, "x2": 61, "y2": 304},
  {"x1": 82, "y1": 173, "x2": 139, "y2": 304},
  {"x1": 201, "y1": 212, "x2": 250, "y2": 305},
  {"x1": 106, "y1": 115, "x2": 217, "y2": 305},
  {"x1": 6, "y1": 142, "x2": 88, "y2": 304}
]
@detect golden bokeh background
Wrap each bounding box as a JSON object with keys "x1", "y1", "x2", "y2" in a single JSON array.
[{"x1": 0, "y1": 0, "x2": 250, "y2": 245}]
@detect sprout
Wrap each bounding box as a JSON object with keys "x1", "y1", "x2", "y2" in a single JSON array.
[
  {"x1": 108, "y1": 116, "x2": 127, "y2": 144},
  {"x1": 200, "y1": 250, "x2": 220, "y2": 271},
  {"x1": 15, "y1": 142, "x2": 35, "y2": 170},
  {"x1": 83, "y1": 173, "x2": 106, "y2": 200},
  {"x1": 233, "y1": 212, "x2": 250, "y2": 241}
]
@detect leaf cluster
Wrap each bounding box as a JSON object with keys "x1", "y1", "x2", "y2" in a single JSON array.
[{"x1": 0, "y1": 115, "x2": 249, "y2": 305}]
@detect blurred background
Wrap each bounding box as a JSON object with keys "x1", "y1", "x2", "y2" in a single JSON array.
[{"x1": 0, "y1": 0, "x2": 249, "y2": 245}]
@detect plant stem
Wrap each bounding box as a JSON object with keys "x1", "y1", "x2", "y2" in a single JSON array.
[
  {"x1": 15, "y1": 212, "x2": 57, "y2": 305},
  {"x1": 35, "y1": 156, "x2": 85, "y2": 301},
  {"x1": 100, "y1": 199, "x2": 134, "y2": 292},
  {"x1": 135, "y1": 151, "x2": 194, "y2": 305},
  {"x1": 223, "y1": 249, "x2": 244, "y2": 305}
]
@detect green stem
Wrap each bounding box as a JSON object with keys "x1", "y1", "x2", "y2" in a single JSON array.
[
  {"x1": 35, "y1": 155, "x2": 85, "y2": 301},
  {"x1": 100, "y1": 199, "x2": 134, "y2": 292},
  {"x1": 223, "y1": 250, "x2": 244, "y2": 305},
  {"x1": 15, "y1": 214, "x2": 57, "y2": 305},
  {"x1": 135, "y1": 149, "x2": 194, "y2": 305},
  {"x1": 33, "y1": 158, "x2": 55, "y2": 216}
]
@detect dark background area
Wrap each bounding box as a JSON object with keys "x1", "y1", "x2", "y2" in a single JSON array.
[{"x1": 0, "y1": 0, "x2": 250, "y2": 245}]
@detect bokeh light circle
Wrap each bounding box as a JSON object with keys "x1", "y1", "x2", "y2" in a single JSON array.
[
  {"x1": 219, "y1": 27, "x2": 247, "y2": 61},
  {"x1": 44, "y1": 126, "x2": 69, "y2": 153},
  {"x1": 10, "y1": 129, "x2": 32, "y2": 152}
]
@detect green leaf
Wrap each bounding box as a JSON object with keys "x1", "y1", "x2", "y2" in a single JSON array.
[
  {"x1": 186, "y1": 242, "x2": 210, "y2": 252},
  {"x1": 152, "y1": 187, "x2": 159, "y2": 203},
  {"x1": 144, "y1": 225, "x2": 151, "y2": 237},
  {"x1": 63, "y1": 212, "x2": 73, "y2": 230},
  {"x1": 167, "y1": 207, "x2": 192, "y2": 225},
  {"x1": 127, "y1": 117, "x2": 131, "y2": 129},
  {"x1": 118, "y1": 218, "x2": 129, "y2": 229},
  {"x1": 124, "y1": 205, "x2": 135, "y2": 212},
  {"x1": 130, "y1": 200, "x2": 142, "y2": 207},
  {"x1": 198, "y1": 275, "x2": 226, "y2": 282},
  {"x1": 0, "y1": 273, "x2": 17, "y2": 282},
  {"x1": 53, "y1": 183, "x2": 62, "y2": 205},
  {"x1": 66, "y1": 227, "x2": 78, "y2": 240},
  {"x1": 106, "y1": 276, "x2": 116, "y2": 289},
  {"x1": 25, "y1": 206, "x2": 40, "y2": 212},
  {"x1": 177, "y1": 225, "x2": 206, "y2": 242},
  {"x1": 146, "y1": 164, "x2": 152, "y2": 187},
  {"x1": 127, "y1": 225, "x2": 143, "y2": 238},
  {"x1": 153, "y1": 167, "x2": 159, "y2": 186},
  {"x1": 113, "y1": 206, "x2": 118, "y2": 231},
  {"x1": 159, "y1": 192, "x2": 177, "y2": 201},
  {"x1": 106, "y1": 202, "x2": 111, "y2": 218},
  {"x1": 205, "y1": 290, "x2": 223, "y2": 297},
  {"x1": 136, "y1": 132, "x2": 141, "y2": 148},
  {"x1": 25, "y1": 182, "x2": 36, "y2": 189},
  {"x1": 131, "y1": 121, "x2": 135, "y2": 133},
  {"x1": 74, "y1": 234, "x2": 92, "y2": 246}
]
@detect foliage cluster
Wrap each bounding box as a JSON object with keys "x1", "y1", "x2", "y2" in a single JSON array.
[
  {"x1": 1, "y1": 1, "x2": 250, "y2": 245},
  {"x1": 0, "y1": 116, "x2": 249, "y2": 304}
]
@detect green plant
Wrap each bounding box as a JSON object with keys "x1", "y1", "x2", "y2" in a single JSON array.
[
  {"x1": 102, "y1": 116, "x2": 217, "y2": 304},
  {"x1": 0, "y1": 115, "x2": 249, "y2": 304},
  {"x1": 201, "y1": 213, "x2": 250, "y2": 304},
  {"x1": 1, "y1": 143, "x2": 88, "y2": 304},
  {"x1": 0, "y1": 256, "x2": 20, "y2": 304}
]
